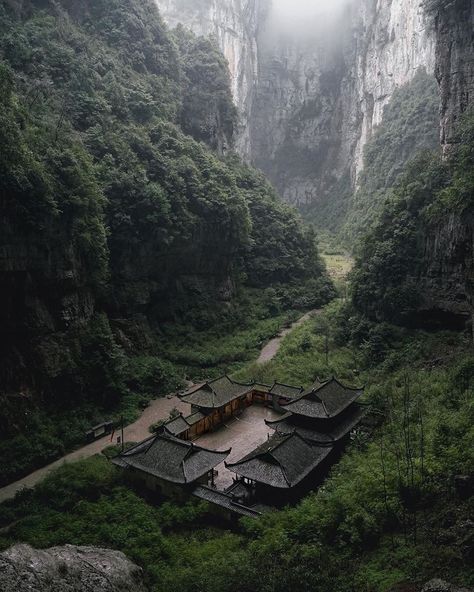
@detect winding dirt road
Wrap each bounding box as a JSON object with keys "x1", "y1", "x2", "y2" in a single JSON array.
[
  {"x1": 257, "y1": 309, "x2": 319, "y2": 364},
  {"x1": 0, "y1": 309, "x2": 317, "y2": 503},
  {"x1": 0, "y1": 396, "x2": 191, "y2": 503}
]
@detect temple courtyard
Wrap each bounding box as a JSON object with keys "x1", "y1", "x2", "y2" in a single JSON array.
[
  {"x1": 112, "y1": 376, "x2": 368, "y2": 518},
  {"x1": 195, "y1": 405, "x2": 280, "y2": 489}
]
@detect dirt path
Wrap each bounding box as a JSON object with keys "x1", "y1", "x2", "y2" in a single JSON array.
[
  {"x1": 0, "y1": 396, "x2": 190, "y2": 503},
  {"x1": 257, "y1": 309, "x2": 320, "y2": 364},
  {"x1": 0, "y1": 309, "x2": 318, "y2": 503}
]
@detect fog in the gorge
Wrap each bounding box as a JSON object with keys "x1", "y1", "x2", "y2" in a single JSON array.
[{"x1": 269, "y1": 0, "x2": 354, "y2": 38}]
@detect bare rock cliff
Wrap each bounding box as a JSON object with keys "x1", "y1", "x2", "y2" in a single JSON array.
[
  {"x1": 420, "y1": 0, "x2": 474, "y2": 323},
  {"x1": 155, "y1": 0, "x2": 262, "y2": 157},
  {"x1": 155, "y1": 0, "x2": 438, "y2": 223}
]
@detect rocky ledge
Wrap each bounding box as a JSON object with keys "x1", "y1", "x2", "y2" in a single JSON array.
[
  {"x1": 422, "y1": 580, "x2": 473, "y2": 592},
  {"x1": 0, "y1": 544, "x2": 148, "y2": 592}
]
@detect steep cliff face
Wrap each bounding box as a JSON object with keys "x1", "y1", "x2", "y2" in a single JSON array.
[
  {"x1": 352, "y1": 0, "x2": 437, "y2": 175},
  {"x1": 251, "y1": 0, "x2": 438, "y2": 223},
  {"x1": 421, "y1": 212, "x2": 474, "y2": 325},
  {"x1": 435, "y1": 0, "x2": 474, "y2": 150},
  {"x1": 155, "y1": 0, "x2": 437, "y2": 226},
  {"x1": 421, "y1": 0, "x2": 474, "y2": 322},
  {"x1": 155, "y1": 0, "x2": 262, "y2": 157}
]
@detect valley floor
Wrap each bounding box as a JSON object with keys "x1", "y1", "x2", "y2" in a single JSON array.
[
  {"x1": 0, "y1": 308, "x2": 318, "y2": 502},
  {"x1": 0, "y1": 395, "x2": 190, "y2": 503},
  {"x1": 195, "y1": 405, "x2": 279, "y2": 489},
  {"x1": 0, "y1": 301, "x2": 472, "y2": 592}
]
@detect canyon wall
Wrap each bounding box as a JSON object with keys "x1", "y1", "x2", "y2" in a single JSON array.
[
  {"x1": 420, "y1": 0, "x2": 474, "y2": 322},
  {"x1": 155, "y1": 0, "x2": 438, "y2": 224},
  {"x1": 251, "y1": 0, "x2": 437, "y2": 222},
  {"x1": 156, "y1": 0, "x2": 474, "y2": 321},
  {"x1": 156, "y1": 0, "x2": 262, "y2": 157}
]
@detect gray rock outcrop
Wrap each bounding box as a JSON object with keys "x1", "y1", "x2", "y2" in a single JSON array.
[
  {"x1": 422, "y1": 579, "x2": 473, "y2": 592},
  {"x1": 0, "y1": 544, "x2": 148, "y2": 592}
]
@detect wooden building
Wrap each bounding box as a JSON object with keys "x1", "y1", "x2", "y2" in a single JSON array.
[
  {"x1": 268, "y1": 382, "x2": 304, "y2": 412},
  {"x1": 226, "y1": 432, "x2": 334, "y2": 505},
  {"x1": 112, "y1": 376, "x2": 367, "y2": 516},
  {"x1": 225, "y1": 377, "x2": 366, "y2": 505},
  {"x1": 267, "y1": 377, "x2": 366, "y2": 444},
  {"x1": 163, "y1": 411, "x2": 207, "y2": 440},
  {"x1": 178, "y1": 376, "x2": 272, "y2": 431},
  {"x1": 112, "y1": 429, "x2": 230, "y2": 500}
]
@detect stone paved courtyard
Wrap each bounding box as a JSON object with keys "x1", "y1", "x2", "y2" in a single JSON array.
[{"x1": 196, "y1": 405, "x2": 281, "y2": 489}]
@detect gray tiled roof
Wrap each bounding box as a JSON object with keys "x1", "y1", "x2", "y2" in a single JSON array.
[
  {"x1": 164, "y1": 411, "x2": 206, "y2": 436},
  {"x1": 226, "y1": 433, "x2": 332, "y2": 489},
  {"x1": 269, "y1": 382, "x2": 304, "y2": 400},
  {"x1": 269, "y1": 404, "x2": 368, "y2": 443},
  {"x1": 164, "y1": 415, "x2": 190, "y2": 436},
  {"x1": 192, "y1": 486, "x2": 262, "y2": 518},
  {"x1": 111, "y1": 432, "x2": 230, "y2": 484},
  {"x1": 284, "y1": 378, "x2": 363, "y2": 419},
  {"x1": 179, "y1": 376, "x2": 253, "y2": 409},
  {"x1": 186, "y1": 411, "x2": 206, "y2": 425}
]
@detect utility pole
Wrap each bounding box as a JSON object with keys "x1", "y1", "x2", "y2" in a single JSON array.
[
  {"x1": 325, "y1": 330, "x2": 329, "y2": 366},
  {"x1": 121, "y1": 416, "x2": 124, "y2": 452}
]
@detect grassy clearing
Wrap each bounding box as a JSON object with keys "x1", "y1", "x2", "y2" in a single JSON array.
[
  {"x1": 232, "y1": 307, "x2": 358, "y2": 387},
  {"x1": 318, "y1": 234, "x2": 353, "y2": 296},
  {"x1": 161, "y1": 312, "x2": 295, "y2": 381}
]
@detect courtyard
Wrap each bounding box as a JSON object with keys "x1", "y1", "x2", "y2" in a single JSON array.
[{"x1": 195, "y1": 404, "x2": 281, "y2": 489}]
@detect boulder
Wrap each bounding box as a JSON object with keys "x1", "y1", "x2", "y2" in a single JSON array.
[
  {"x1": 422, "y1": 579, "x2": 473, "y2": 592},
  {"x1": 0, "y1": 544, "x2": 148, "y2": 592}
]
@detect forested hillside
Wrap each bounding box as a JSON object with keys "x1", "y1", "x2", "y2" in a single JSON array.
[
  {"x1": 344, "y1": 69, "x2": 440, "y2": 244},
  {"x1": 0, "y1": 1, "x2": 473, "y2": 592},
  {"x1": 0, "y1": 0, "x2": 333, "y2": 484},
  {"x1": 351, "y1": 110, "x2": 474, "y2": 327}
]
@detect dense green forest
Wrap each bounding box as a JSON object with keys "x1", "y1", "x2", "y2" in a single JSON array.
[
  {"x1": 351, "y1": 110, "x2": 474, "y2": 326},
  {"x1": 0, "y1": 0, "x2": 333, "y2": 484},
  {"x1": 344, "y1": 69, "x2": 440, "y2": 244}
]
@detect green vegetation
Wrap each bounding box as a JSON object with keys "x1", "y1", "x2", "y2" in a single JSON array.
[
  {"x1": 318, "y1": 232, "x2": 353, "y2": 296},
  {"x1": 1, "y1": 304, "x2": 473, "y2": 592},
  {"x1": 344, "y1": 69, "x2": 440, "y2": 244},
  {"x1": 0, "y1": 0, "x2": 333, "y2": 483},
  {"x1": 351, "y1": 110, "x2": 474, "y2": 325}
]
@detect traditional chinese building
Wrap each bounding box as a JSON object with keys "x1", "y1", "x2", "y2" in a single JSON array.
[
  {"x1": 225, "y1": 432, "x2": 334, "y2": 505},
  {"x1": 225, "y1": 377, "x2": 366, "y2": 505},
  {"x1": 267, "y1": 377, "x2": 366, "y2": 445},
  {"x1": 112, "y1": 376, "x2": 367, "y2": 515},
  {"x1": 178, "y1": 376, "x2": 272, "y2": 431},
  {"x1": 177, "y1": 376, "x2": 309, "y2": 428},
  {"x1": 112, "y1": 429, "x2": 230, "y2": 500},
  {"x1": 267, "y1": 382, "x2": 304, "y2": 412}
]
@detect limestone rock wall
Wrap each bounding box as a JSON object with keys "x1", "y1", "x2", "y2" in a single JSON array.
[
  {"x1": 155, "y1": 0, "x2": 474, "y2": 319},
  {"x1": 155, "y1": 0, "x2": 437, "y2": 220},
  {"x1": 353, "y1": 0, "x2": 437, "y2": 175},
  {"x1": 420, "y1": 0, "x2": 474, "y2": 322},
  {"x1": 435, "y1": 0, "x2": 474, "y2": 150},
  {"x1": 155, "y1": 0, "x2": 262, "y2": 157}
]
